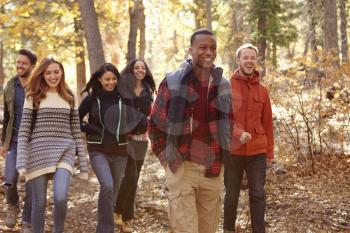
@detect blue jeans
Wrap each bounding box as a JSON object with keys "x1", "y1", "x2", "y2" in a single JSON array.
[
  {"x1": 89, "y1": 151, "x2": 128, "y2": 233},
  {"x1": 30, "y1": 168, "x2": 71, "y2": 233},
  {"x1": 224, "y1": 154, "x2": 267, "y2": 233},
  {"x1": 115, "y1": 140, "x2": 148, "y2": 221},
  {"x1": 4, "y1": 141, "x2": 32, "y2": 224}
]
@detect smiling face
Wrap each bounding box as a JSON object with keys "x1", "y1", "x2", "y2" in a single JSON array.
[
  {"x1": 16, "y1": 54, "x2": 33, "y2": 78},
  {"x1": 189, "y1": 34, "x2": 217, "y2": 70},
  {"x1": 133, "y1": 60, "x2": 146, "y2": 81},
  {"x1": 237, "y1": 48, "x2": 257, "y2": 78},
  {"x1": 43, "y1": 62, "x2": 62, "y2": 92},
  {"x1": 98, "y1": 71, "x2": 117, "y2": 91}
]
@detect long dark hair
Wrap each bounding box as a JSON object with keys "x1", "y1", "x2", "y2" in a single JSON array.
[
  {"x1": 119, "y1": 59, "x2": 156, "y2": 95},
  {"x1": 82, "y1": 63, "x2": 121, "y2": 97}
]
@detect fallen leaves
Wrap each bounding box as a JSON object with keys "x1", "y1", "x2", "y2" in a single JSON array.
[{"x1": 0, "y1": 152, "x2": 349, "y2": 232}]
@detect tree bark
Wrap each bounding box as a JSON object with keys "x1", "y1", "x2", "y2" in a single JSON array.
[
  {"x1": 258, "y1": 14, "x2": 267, "y2": 77},
  {"x1": 323, "y1": 0, "x2": 339, "y2": 66},
  {"x1": 0, "y1": 40, "x2": 4, "y2": 92},
  {"x1": 272, "y1": 42, "x2": 277, "y2": 68},
  {"x1": 127, "y1": 0, "x2": 142, "y2": 63},
  {"x1": 193, "y1": 0, "x2": 205, "y2": 29},
  {"x1": 0, "y1": 5, "x2": 5, "y2": 91},
  {"x1": 77, "y1": 0, "x2": 105, "y2": 73},
  {"x1": 74, "y1": 16, "x2": 86, "y2": 100},
  {"x1": 227, "y1": 0, "x2": 244, "y2": 71},
  {"x1": 173, "y1": 29, "x2": 179, "y2": 54},
  {"x1": 339, "y1": 0, "x2": 348, "y2": 63},
  {"x1": 138, "y1": 2, "x2": 146, "y2": 60},
  {"x1": 305, "y1": 0, "x2": 318, "y2": 62},
  {"x1": 205, "y1": 0, "x2": 212, "y2": 31}
]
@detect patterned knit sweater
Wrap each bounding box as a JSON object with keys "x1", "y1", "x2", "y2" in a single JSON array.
[{"x1": 16, "y1": 92, "x2": 88, "y2": 181}]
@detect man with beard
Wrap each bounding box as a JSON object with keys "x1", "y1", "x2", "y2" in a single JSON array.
[
  {"x1": 223, "y1": 43, "x2": 274, "y2": 233},
  {"x1": 1, "y1": 49, "x2": 37, "y2": 232},
  {"x1": 149, "y1": 28, "x2": 232, "y2": 233}
]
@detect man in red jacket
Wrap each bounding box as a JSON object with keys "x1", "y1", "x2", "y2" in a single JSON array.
[{"x1": 223, "y1": 43, "x2": 274, "y2": 233}]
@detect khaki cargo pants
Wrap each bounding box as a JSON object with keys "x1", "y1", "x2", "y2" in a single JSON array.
[{"x1": 166, "y1": 161, "x2": 223, "y2": 233}]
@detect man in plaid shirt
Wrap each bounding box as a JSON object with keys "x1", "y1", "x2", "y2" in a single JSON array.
[{"x1": 148, "y1": 28, "x2": 232, "y2": 233}]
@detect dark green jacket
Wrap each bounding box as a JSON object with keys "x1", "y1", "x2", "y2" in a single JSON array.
[{"x1": 1, "y1": 75, "x2": 19, "y2": 149}]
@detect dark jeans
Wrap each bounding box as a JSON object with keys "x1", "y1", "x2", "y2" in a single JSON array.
[
  {"x1": 223, "y1": 154, "x2": 266, "y2": 233},
  {"x1": 89, "y1": 151, "x2": 128, "y2": 233},
  {"x1": 4, "y1": 141, "x2": 32, "y2": 224},
  {"x1": 115, "y1": 140, "x2": 148, "y2": 221}
]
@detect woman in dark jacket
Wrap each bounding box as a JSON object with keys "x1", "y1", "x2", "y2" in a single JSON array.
[
  {"x1": 79, "y1": 63, "x2": 129, "y2": 233},
  {"x1": 114, "y1": 59, "x2": 156, "y2": 232}
]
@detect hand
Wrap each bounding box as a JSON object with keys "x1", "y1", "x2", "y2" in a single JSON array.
[
  {"x1": 267, "y1": 158, "x2": 273, "y2": 168},
  {"x1": 0, "y1": 146, "x2": 8, "y2": 157},
  {"x1": 77, "y1": 172, "x2": 89, "y2": 180},
  {"x1": 18, "y1": 169, "x2": 26, "y2": 182},
  {"x1": 161, "y1": 161, "x2": 167, "y2": 170},
  {"x1": 239, "y1": 132, "x2": 252, "y2": 144}
]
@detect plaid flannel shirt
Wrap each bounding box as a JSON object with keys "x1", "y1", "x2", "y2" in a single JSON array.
[{"x1": 148, "y1": 60, "x2": 232, "y2": 177}]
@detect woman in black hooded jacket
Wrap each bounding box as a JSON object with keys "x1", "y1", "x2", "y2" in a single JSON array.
[{"x1": 79, "y1": 63, "x2": 129, "y2": 233}]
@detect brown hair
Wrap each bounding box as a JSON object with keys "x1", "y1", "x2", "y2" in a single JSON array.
[{"x1": 26, "y1": 56, "x2": 74, "y2": 108}]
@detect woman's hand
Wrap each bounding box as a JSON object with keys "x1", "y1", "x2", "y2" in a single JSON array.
[{"x1": 78, "y1": 172, "x2": 89, "y2": 180}]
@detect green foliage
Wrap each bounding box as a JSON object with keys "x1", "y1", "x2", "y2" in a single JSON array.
[
  {"x1": 0, "y1": 0, "x2": 79, "y2": 78},
  {"x1": 248, "y1": 0, "x2": 299, "y2": 50}
]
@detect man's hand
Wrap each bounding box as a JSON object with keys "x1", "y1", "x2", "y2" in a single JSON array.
[
  {"x1": 0, "y1": 146, "x2": 8, "y2": 157},
  {"x1": 239, "y1": 132, "x2": 252, "y2": 144},
  {"x1": 267, "y1": 158, "x2": 273, "y2": 168},
  {"x1": 161, "y1": 161, "x2": 167, "y2": 170}
]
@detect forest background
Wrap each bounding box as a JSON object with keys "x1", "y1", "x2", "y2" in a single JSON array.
[{"x1": 0, "y1": 0, "x2": 349, "y2": 232}]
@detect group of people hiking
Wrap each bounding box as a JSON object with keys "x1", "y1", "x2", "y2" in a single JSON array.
[{"x1": 1, "y1": 28, "x2": 273, "y2": 233}]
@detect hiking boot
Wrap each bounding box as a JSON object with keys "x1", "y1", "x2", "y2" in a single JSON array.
[
  {"x1": 20, "y1": 223, "x2": 32, "y2": 233},
  {"x1": 5, "y1": 205, "x2": 20, "y2": 228},
  {"x1": 122, "y1": 220, "x2": 133, "y2": 232},
  {"x1": 114, "y1": 213, "x2": 123, "y2": 226}
]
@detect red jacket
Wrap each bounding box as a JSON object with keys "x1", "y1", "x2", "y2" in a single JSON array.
[{"x1": 230, "y1": 70, "x2": 274, "y2": 159}]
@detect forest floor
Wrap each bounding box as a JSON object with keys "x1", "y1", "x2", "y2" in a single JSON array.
[{"x1": 0, "y1": 151, "x2": 349, "y2": 233}]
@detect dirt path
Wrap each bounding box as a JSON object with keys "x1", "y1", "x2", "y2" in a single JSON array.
[{"x1": 1, "y1": 153, "x2": 349, "y2": 233}]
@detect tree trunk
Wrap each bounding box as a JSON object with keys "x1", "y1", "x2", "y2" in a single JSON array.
[
  {"x1": 306, "y1": 0, "x2": 318, "y2": 62},
  {"x1": 205, "y1": 0, "x2": 212, "y2": 31},
  {"x1": 340, "y1": 0, "x2": 348, "y2": 63},
  {"x1": 77, "y1": 0, "x2": 105, "y2": 73},
  {"x1": 288, "y1": 42, "x2": 296, "y2": 59},
  {"x1": 323, "y1": 0, "x2": 339, "y2": 66},
  {"x1": 0, "y1": 40, "x2": 4, "y2": 92},
  {"x1": 227, "y1": 1, "x2": 244, "y2": 71},
  {"x1": 127, "y1": 0, "x2": 142, "y2": 63},
  {"x1": 303, "y1": 34, "x2": 310, "y2": 56},
  {"x1": 147, "y1": 40, "x2": 153, "y2": 69},
  {"x1": 74, "y1": 16, "x2": 86, "y2": 100},
  {"x1": 173, "y1": 30, "x2": 179, "y2": 58},
  {"x1": 258, "y1": 14, "x2": 267, "y2": 77},
  {"x1": 193, "y1": 0, "x2": 205, "y2": 29},
  {"x1": 138, "y1": 2, "x2": 146, "y2": 60},
  {"x1": 272, "y1": 41, "x2": 277, "y2": 68},
  {"x1": 0, "y1": 4, "x2": 5, "y2": 91}
]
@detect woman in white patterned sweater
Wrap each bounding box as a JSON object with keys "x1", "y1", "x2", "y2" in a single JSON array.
[{"x1": 16, "y1": 56, "x2": 88, "y2": 233}]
